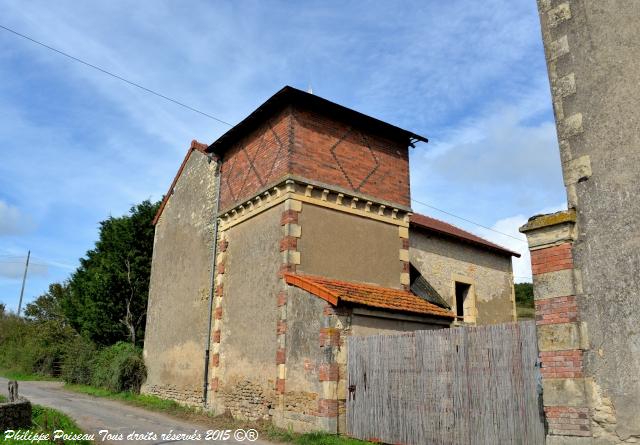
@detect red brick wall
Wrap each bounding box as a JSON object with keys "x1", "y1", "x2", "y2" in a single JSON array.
[
  {"x1": 219, "y1": 107, "x2": 292, "y2": 210},
  {"x1": 535, "y1": 296, "x2": 578, "y2": 325},
  {"x1": 218, "y1": 105, "x2": 410, "y2": 210},
  {"x1": 531, "y1": 243, "x2": 573, "y2": 274},
  {"x1": 291, "y1": 108, "x2": 409, "y2": 207}
]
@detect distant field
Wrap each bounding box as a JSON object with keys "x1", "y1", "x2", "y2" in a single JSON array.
[{"x1": 517, "y1": 305, "x2": 535, "y2": 319}]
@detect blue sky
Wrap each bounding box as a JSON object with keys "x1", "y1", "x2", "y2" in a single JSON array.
[{"x1": 0, "y1": 0, "x2": 566, "y2": 312}]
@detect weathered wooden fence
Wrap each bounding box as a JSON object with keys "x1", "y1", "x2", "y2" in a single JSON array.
[{"x1": 346, "y1": 321, "x2": 544, "y2": 445}]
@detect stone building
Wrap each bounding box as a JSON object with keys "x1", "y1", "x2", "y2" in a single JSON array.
[
  {"x1": 519, "y1": 2, "x2": 640, "y2": 444},
  {"x1": 142, "y1": 86, "x2": 518, "y2": 432}
]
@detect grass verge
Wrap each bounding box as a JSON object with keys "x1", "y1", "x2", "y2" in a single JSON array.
[
  {"x1": 64, "y1": 384, "x2": 372, "y2": 444},
  {"x1": 0, "y1": 369, "x2": 59, "y2": 382}
]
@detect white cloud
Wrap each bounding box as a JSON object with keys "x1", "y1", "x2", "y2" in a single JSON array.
[
  {"x1": 473, "y1": 203, "x2": 567, "y2": 283},
  {"x1": 0, "y1": 200, "x2": 33, "y2": 236}
]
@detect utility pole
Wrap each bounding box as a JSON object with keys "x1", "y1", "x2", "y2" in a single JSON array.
[{"x1": 17, "y1": 250, "x2": 30, "y2": 316}]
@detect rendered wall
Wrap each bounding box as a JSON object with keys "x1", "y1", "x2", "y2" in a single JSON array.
[
  {"x1": 534, "y1": 1, "x2": 640, "y2": 442},
  {"x1": 212, "y1": 204, "x2": 283, "y2": 420},
  {"x1": 409, "y1": 230, "x2": 515, "y2": 325},
  {"x1": 350, "y1": 314, "x2": 443, "y2": 336},
  {"x1": 297, "y1": 204, "x2": 402, "y2": 289},
  {"x1": 142, "y1": 150, "x2": 217, "y2": 404}
]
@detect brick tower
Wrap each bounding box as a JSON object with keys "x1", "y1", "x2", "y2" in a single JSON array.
[{"x1": 143, "y1": 86, "x2": 439, "y2": 432}]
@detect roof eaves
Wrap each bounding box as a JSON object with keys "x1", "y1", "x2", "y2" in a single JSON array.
[
  {"x1": 207, "y1": 86, "x2": 428, "y2": 157},
  {"x1": 284, "y1": 273, "x2": 339, "y2": 306},
  {"x1": 410, "y1": 215, "x2": 521, "y2": 258}
]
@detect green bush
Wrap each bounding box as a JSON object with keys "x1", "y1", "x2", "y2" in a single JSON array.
[
  {"x1": 61, "y1": 336, "x2": 96, "y2": 385},
  {"x1": 0, "y1": 315, "x2": 74, "y2": 377},
  {"x1": 92, "y1": 342, "x2": 146, "y2": 393}
]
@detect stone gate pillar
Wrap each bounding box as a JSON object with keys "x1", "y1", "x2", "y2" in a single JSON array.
[{"x1": 520, "y1": 210, "x2": 592, "y2": 444}]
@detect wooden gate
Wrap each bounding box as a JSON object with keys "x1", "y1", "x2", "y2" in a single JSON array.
[{"x1": 346, "y1": 321, "x2": 544, "y2": 444}]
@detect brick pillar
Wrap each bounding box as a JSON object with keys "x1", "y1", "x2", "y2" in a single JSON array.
[
  {"x1": 208, "y1": 231, "x2": 228, "y2": 410},
  {"x1": 520, "y1": 210, "x2": 592, "y2": 444},
  {"x1": 274, "y1": 195, "x2": 302, "y2": 424}
]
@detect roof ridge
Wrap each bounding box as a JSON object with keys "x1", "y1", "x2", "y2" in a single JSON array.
[{"x1": 410, "y1": 212, "x2": 520, "y2": 257}]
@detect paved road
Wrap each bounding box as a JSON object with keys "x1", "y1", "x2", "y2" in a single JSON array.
[{"x1": 0, "y1": 378, "x2": 273, "y2": 445}]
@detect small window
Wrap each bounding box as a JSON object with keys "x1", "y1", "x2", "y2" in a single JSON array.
[{"x1": 455, "y1": 282, "x2": 472, "y2": 320}]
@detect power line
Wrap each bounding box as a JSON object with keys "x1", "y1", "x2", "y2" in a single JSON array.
[
  {"x1": 410, "y1": 198, "x2": 528, "y2": 244},
  {"x1": 0, "y1": 24, "x2": 234, "y2": 127},
  {"x1": 0, "y1": 24, "x2": 532, "y2": 249}
]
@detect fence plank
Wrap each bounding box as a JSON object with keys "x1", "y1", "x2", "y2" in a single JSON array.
[{"x1": 346, "y1": 321, "x2": 544, "y2": 445}]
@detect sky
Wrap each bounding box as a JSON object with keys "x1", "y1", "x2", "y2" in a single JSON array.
[{"x1": 0, "y1": 0, "x2": 566, "y2": 312}]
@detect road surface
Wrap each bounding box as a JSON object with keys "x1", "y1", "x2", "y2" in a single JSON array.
[{"x1": 0, "y1": 378, "x2": 274, "y2": 445}]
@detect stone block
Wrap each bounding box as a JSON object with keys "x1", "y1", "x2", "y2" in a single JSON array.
[
  {"x1": 538, "y1": 322, "x2": 581, "y2": 351},
  {"x1": 546, "y1": 436, "x2": 593, "y2": 445},
  {"x1": 543, "y1": 378, "x2": 588, "y2": 407},
  {"x1": 534, "y1": 269, "x2": 579, "y2": 300},
  {"x1": 563, "y1": 155, "x2": 592, "y2": 186}
]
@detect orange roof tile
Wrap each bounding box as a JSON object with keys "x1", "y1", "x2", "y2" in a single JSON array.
[
  {"x1": 284, "y1": 273, "x2": 455, "y2": 319},
  {"x1": 410, "y1": 213, "x2": 521, "y2": 257}
]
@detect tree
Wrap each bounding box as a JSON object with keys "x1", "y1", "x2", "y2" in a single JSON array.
[
  {"x1": 62, "y1": 200, "x2": 159, "y2": 346},
  {"x1": 0, "y1": 303, "x2": 5, "y2": 317},
  {"x1": 24, "y1": 283, "x2": 68, "y2": 322},
  {"x1": 515, "y1": 282, "x2": 534, "y2": 307}
]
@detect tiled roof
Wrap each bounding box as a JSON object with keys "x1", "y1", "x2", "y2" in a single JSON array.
[
  {"x1": 284, "y1": 273, "x2": 455, "y2": 319},
  {"x1": 410, "y1": 213, "x2": 521, "y2": 257},
  {"x1": 153, "y1": 140, "x2": 210, "y2": 226}
]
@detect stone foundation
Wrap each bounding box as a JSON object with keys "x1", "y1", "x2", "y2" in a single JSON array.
[
  {"x1": 141, "y1": 384, "x2": 203, "y2": 405},
  {"x1": 0, "y1": 399, "x2": 32, "y2": 430}
]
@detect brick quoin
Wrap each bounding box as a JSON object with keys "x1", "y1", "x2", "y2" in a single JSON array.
[
  {"x1": 278, "y1": 263, "x2": 296, "y2": 278},
  {"x1": 214, "y1": 307, "x2": 223, "y2": 319},
  {"x1": 217, "y1": 263, "x2": 225, "y2": 274},
  {"x1": 215, "y1": 284, "x2": 224, "y2": 296},
  {"x1": 402, "y1": 238, "x2": 410, "y2": 250},
  {"x1": 211, "y1": 353, "x2": 219, "y2": 367},
  {"x1": 279, "y1": 236, "x2": 298, "y2": 252},
  {"x1": 318, "y1": 363, "x2": 339, "y2": 381},
  {"x1": 540, "y1": 350, "x2": 584, "y2": 378},
  {"x1": 277, "y1": 291, "x2": 287, "y2": 307},
  {"x1": 210, "y1": 377, "x2": 219, "y2": 392},
  {"x1": 531, "y1": 243, "x2": 574, "y2": 275},
  {"x1": 402, "y1": 261, "x2": 410, "y2": 273},
  {"x1": 275, "y1": 348, "x2": 286, "y2": 365},
  {"x1": 212, "y1": 330, "x2": 221, "y2": 343},
  {"x1": 319, "y1": 328, "x2": 341, "y2": 347},
  {"x1": 317, "y1": 399, "x2": 339, "y2": 417},
  {"x1": 545, "y1": 407, "x2": 591, "y2": 437},
  {"x1": 535, "y1": 296, "x2": 578, "y2": 325},
  {"x1": 275, "y1": 378, "x2": 285, "y2": 395},
  {"x1": 280, "y1": 210, "x2": 299, "y2": 226},
  {"x1": 218, "y1": 240, "x2": 228, "y2": 252},
  {"x1": 323, "y1": 304, "x2": 349, "y2": 317},
  {"x1": 277, "y1": 320, "x2": 288, "y2": 335}
]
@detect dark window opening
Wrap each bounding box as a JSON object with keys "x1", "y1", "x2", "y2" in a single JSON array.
[
  {"x1": 409, "y1": 263, "x2": 450, "y2": 309},
  {"x1": 455, "y1": 282, "x2": 471, "y2": 318}
]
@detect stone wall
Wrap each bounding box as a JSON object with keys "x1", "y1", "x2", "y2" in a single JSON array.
[
  {"x1": 0, "y1": 400, "x2": 31, "y2": 430},
  {"x1": 210, "y1": 204, "x2": 283, "y2": 419},
  {"x1": 409, "y1": 230, "x2": 516, "y2": 325},
  {"x1": 525, "y1": 1, "x2": 640, "y2": 443},
  {"x1": 142, "y1": 147, "x2": 218, "y2": 405}
]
